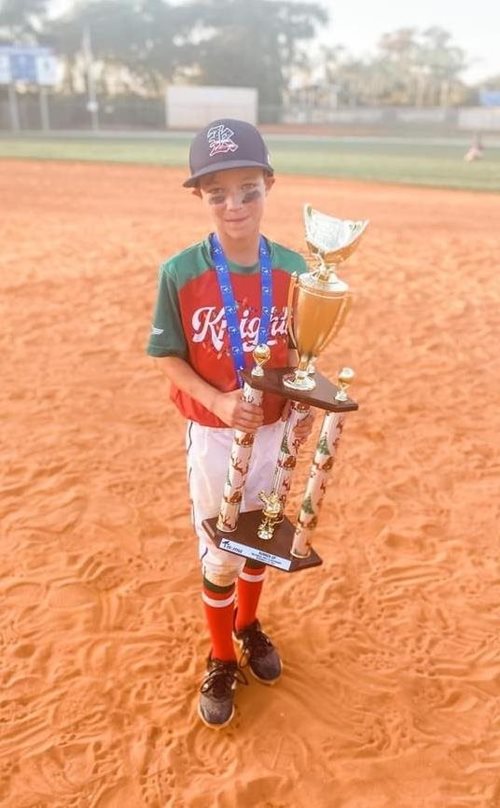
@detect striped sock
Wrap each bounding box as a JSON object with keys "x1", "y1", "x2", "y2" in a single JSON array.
[
  {"x1": 202, "y1": 578, "x2": 237, "y2": 662},
  {"x1": 235, "y1": 561, "x2": 266, "y2": 632}
]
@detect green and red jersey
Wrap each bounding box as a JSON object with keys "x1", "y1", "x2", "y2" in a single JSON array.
[{"x1": 146, "y1": 236, "x2": 307, "y2": 427}]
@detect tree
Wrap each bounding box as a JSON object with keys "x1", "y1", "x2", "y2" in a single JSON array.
[
  {"x1": 301, "y1": 494, "x2": 315, "y2": 515},
  {"x1": 50, "y1": 0, "x2": 188, "y2": 94},
  {"x1": 375, "y1": 26, "x2": 468, "y2": 106},
  {"x1": 313, "y1": 26, "x2": 469, "y2": 107},
  {"x1": 0, "y1": 0, "x2": 51, "y2": 42},
  {"x1": 44, "y1": 0, "x2": 326, "y2": 106},
  {"x1": 480, "y1": 73, "x2": 500, "y2": 90},
  {"x1": 316, "y1": 432, "x2": 330, "y2": 456},
  {"x1": 182, "y1": 0, "x2": 328, "y2": 112},
  {"x1": 378, "y1": 28, "x2": 424, "y2": 106},
  {"x1": 418, "y1": 27, "x2": 468, "y2": 106}
]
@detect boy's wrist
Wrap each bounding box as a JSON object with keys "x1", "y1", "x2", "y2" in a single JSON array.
[{"x1": 206, "y1": 387, "x2": 221, "y2": 417}]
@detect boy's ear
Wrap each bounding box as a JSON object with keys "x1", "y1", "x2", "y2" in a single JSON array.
[{"x1": 265, "y1": 175, "x2": 275, "y2": 193}]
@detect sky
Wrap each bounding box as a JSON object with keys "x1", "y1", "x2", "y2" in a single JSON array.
[
  {"x1": 318, "y1": 0, "x2": 500, "y2": 83},
  {"x1": 50, "y1": 0, "x2": 500, "y2": 84}
]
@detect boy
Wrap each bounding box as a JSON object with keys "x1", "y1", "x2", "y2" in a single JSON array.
[{"x1": 147, "y1": 119, "x2": 313, "y2": 728}]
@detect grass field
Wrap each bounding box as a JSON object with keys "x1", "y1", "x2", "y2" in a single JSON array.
[{"x1": 1, "y1": 133, "x2": 500, "y2": 191}]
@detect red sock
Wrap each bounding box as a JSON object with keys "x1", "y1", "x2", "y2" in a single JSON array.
[
  {"x1": 235, "y1": 562, "x2": 266, "y2": 631},
  {"x1": 202, "y1": 579, "x2": 236, "y2": 662}
]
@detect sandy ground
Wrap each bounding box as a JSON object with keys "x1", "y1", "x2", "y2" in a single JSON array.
[{"x1": 1, "y1": 160, "x2": 500, "y2": 808}]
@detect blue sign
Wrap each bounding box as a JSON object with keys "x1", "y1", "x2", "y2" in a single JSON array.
[
  {"x1": 479, "y1": 90, "x2": 500, "y2": 108},
  {"x1": 0, "y1": 46, "x2": 54, "y2": 85}
]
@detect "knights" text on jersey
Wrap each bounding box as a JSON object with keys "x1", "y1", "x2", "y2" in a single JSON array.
[{"x1": 192, "y1": 305, "x2": 288, "y2": 352}]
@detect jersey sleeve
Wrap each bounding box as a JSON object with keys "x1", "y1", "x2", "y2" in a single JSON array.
[{"x1": 146, "y1": 261, "x2": 188, "y2": 358}]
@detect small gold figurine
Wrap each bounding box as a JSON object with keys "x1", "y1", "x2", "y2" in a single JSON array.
[
  {"x1": 334, "y1": 367, "x2": 355, "y2": 402},
  {"x1": 257, "y1": 490, "x2": 282, "y2": 541},
  {"x1": 251, "y1": 344, "x2": 271, "y2": 377}
]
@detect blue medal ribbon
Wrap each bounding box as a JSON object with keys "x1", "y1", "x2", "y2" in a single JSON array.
[{"x1": 209, "y1": 233, "x2": 273, "y2": 386}]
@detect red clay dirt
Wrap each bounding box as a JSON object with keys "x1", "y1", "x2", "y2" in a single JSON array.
[{"x1": 1, "y1": 160, "x2": 500, "y2": 807}]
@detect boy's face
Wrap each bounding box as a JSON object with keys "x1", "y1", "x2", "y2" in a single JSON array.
[{"x1": 197, "y1": 167, "x2": 274, "y2": 243}]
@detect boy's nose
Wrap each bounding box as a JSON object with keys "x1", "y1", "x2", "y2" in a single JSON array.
[{"x1": 225, "y1": 191, "x2": 244, "y2": 210}]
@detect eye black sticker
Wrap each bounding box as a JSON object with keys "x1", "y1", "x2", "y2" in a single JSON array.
[{"x1": 242, "y1": 189, "x2": 262, "y2": 204}]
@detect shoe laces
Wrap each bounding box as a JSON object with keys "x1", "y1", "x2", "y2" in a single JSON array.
[
  {"x1": 200, "y1": 659, "x2": 248, "y2": 699},
  {"x1": 237, "y1": 620, "x2": 274, "y2": 663}
]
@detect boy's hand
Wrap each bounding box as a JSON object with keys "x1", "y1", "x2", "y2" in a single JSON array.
[
  {"x1": 294, "y1": 409, "x2": 315, "y2": 443},
  {"x1": 213, "y1": 389, "x2": 264, "y2": 433},
  {"x1": 281, "y1": 401, "x2": 316, "y2": 443}
]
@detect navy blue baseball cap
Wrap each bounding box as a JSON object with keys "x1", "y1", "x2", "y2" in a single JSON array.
[{"x1": 183, "y1": 118, "x2": 274, "y2": 187}]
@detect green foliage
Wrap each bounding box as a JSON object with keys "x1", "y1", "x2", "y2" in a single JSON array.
[
  {"x1": 0, "y1": 0, "x2": 50, "y2": 41},
  {"x1": 2, "y1": 0, "x2": 327, "y2": 105},
  {"x1": 280, "y1": 431, "x2": 290, "y2": 454},
  {"x1": 320, "y1": 26, "x2": 470, "y2": 108},
  {"x1": 1, "y1": 0, "x2": 498, "y2": 108},
  {"x1": 301, "y1": 495, "x2": 315, "y2": 515},
  {"x1": 50, "y1": 0, "x2": 186, "y2": 92},
  {"x1": 183, "y1": 0, "x2": 327, "y2": 106},
  {"x1": 317, "y1": 433, "x2": 330, "y2": 455},
  {"x1": 482, "y1": 74, "x2": 500, "y2": 90},
  {"x1": 1, "y1": 135, "x2": 499, "y2": 192}
]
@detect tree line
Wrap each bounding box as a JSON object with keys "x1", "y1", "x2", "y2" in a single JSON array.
[{"x1": 0, "y1": 0, "x2": 498, "y2": 108}]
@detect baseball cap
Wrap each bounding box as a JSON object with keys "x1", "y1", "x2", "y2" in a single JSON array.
[{"x1": 183, "y1": 118, "x2": 274, "y2": 188}]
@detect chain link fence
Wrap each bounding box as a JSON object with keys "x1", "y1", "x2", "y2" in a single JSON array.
[
  {"x1": 0, "y1": 92, "x2": 166, "y2": 132},
  {"x1": 1, "y1": 90, "x2": 498, "y2": 135}
]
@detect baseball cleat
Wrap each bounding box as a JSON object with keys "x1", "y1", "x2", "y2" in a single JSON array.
[
  {"x1": 234, "y1": 619, "x2": 282, "y2": 684},
  {"x1": 198, "y1": 656, "x2": 248, "y2": 729}
]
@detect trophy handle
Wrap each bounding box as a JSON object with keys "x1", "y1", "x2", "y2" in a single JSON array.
[{"x1": 286, "y1": 272, "x2": 298, "y2": 350}]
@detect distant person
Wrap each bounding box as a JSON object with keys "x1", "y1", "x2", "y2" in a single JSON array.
[
  {"x1": 464, "y1": 134, "x2": 484, "y2": 162},
  {"x1": 146, "y1": 119, "x2": 314, "y2": 728}
]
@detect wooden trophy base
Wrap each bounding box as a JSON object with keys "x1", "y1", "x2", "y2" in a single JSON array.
[
  {"x1": 240, "y1": 367, "x2": 359, "y2": 412},
  {"x1": 203, "y1": 510, "x2": 322, "y2": 573}
]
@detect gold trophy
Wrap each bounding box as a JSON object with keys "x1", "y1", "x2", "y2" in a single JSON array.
[
  {"x1": 283, "y1": 205, "x2": 368, "y2": 392},
  {"x1": 203, "y1": 205, "x2": 368, "y2": 572}
]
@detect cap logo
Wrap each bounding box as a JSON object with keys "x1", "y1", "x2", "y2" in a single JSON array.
[{"x1": 207, "y1": 124, "x2": 239, "y2": 157}]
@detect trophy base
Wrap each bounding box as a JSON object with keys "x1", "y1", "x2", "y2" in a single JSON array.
[
  {"x1": 240, "y1": 367, "x2": 358, "y2": 413},
  {"x1": 203, "y1": 510, "x2": 322, "y2": 573}
]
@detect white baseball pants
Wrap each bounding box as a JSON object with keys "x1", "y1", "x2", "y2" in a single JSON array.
[{"x1": 186, "y1": 419, "x2": 285, "y2": 587}]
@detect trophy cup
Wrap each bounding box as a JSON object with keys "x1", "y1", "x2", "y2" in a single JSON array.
[{"x1": 202, "y1": 205, "x2": 368, "y2": 572}]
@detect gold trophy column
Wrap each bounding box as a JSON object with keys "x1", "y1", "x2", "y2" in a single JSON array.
[
  {"x1": 291, "y1": 370, "x2": 354, "y2": 558},
  {"x1": 216, "y1": 345, "x2": 270, "y2": 533}
]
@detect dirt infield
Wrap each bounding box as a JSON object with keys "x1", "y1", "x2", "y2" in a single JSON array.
[{"x1": 2, "y1": 160, "x2": 500, "y2": 807}]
